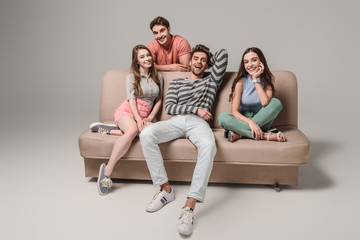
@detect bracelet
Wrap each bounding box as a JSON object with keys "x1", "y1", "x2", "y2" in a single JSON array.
[{"x1": 252, "y1": 78, "x2": 261, "y2": 84}]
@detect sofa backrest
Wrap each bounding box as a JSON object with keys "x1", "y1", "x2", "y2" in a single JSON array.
[{"x1": 100, "y1": 70, "x2": 298, "y2": 128}]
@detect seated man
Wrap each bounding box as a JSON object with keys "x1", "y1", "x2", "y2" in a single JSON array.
[
  {"x1": 140, "y1": 44, "x2": 228, "y2": 235},
  {"x1": 148, "y1": 16, "x2": 191, "y2": 72}
]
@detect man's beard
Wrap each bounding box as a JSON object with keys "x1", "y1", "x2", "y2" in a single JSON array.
[{"x1": 191, "y1": 66, "x2": 205, "y2": 77}]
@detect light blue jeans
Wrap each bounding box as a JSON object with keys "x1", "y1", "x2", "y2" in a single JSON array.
[{"x1": 139, "y1": 114, "x2": 216, "y2": 202}]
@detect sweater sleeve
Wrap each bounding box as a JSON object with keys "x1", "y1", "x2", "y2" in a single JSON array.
[
  {"x1": 208, "y1": 49, "x2": 228, "y2": 87},
  {"x1": 165, "y1": 80, "x2": 199, "y2": 115}
]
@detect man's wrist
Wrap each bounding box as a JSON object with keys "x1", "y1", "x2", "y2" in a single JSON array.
[{"x1": 194, "y1": 107, "x2": 199, "y2": 115}]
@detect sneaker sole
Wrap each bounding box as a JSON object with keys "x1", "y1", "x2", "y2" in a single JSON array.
[
  {"x1": 97, "y1": 163, "x2": 108, "y2": 196},
  {"x1": 146, "y1": 205, "x2": 167, "y2": 213},
  {"x1": 89, "y1": 122, "x2": 117, "y2": 130},
  {"x1": 145, "y1": 194, "x2": 175, "y2": 212},
  {"x1": 177, "y1": 226, "x2": 193, "y2": 236}
]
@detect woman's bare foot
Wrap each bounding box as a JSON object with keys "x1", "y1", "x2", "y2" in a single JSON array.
[
  {"x1": 264, "y1": 131, "x2": 286, "y2": 142},
  {"x1": 228, "y1": 131, "x2": 242, "y2": 142},
  {"x1": 109, "y1": 129, "x2": 124, "y2": 136}
]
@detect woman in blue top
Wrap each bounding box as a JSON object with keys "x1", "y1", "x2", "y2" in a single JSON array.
[{"x1": 218, "y1": 47, "x2": 286, "y2": 142}]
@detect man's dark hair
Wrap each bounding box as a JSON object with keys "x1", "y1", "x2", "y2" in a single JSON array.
[
  {"x1": 150, "y1": 16, "x2": 170, "y2": 30},
  {"x1": 190, "y1": 44, "x2": 213, "y2": 64}
]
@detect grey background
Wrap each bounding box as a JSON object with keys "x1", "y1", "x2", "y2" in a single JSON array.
[{"x1": 1, "y1": 0, "x2": 359, "y2": 239}]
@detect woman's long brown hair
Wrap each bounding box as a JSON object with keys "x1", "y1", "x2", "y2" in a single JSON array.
[
  {"x1": 229, "y1": 47, "x2": 275, "y2": 101},
  {"x1": 130, "y1": 45, "x2": 160, "y2": 97}
]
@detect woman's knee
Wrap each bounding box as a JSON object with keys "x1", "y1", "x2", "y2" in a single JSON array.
[
  {"x1": 270, "y1": 98, "x2": 282, "y2": 111},
  {"x1": 218, "y1": 112, "x2": 232, "y2": 127},
  {"x1": 125, "y1": 127, "x2": 138, "y2": 139}
]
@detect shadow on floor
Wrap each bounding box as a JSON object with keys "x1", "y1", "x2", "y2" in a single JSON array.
[{"x1": 297, "y1": 139, "x2": 340, "y2": 190}]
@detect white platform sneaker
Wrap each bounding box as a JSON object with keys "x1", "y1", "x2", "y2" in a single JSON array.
[
  {"x1": 176, "y1": 207, "x2": 194, "y2": 235},
  {"x1": 145, "y1": 189, "x2": 175, "y2": 212}
]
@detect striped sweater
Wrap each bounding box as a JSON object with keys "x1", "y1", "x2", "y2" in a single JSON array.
[{"x1": 165, "y1": 49, "x2": 228, "y2": 115}]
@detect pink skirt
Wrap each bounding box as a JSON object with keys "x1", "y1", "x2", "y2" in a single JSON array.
[{"x1": 113, "y1": 99, "x2": 152, "y2": 124}]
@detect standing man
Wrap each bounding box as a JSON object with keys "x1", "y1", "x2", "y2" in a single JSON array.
[
  {"x1": 140, "y1": 45, "x2": 228, "y2": 235},
  {"x1": 148, "y1": 16, "x2": 191, "y2": 71}
]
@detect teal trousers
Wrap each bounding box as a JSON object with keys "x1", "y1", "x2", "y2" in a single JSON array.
[{"x1": 218, "y1": 98, "x2": 282, "y2": 139}]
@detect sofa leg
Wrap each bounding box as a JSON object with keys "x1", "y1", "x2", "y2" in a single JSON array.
[{"x1": 274, "y1": 183, "x2": 280, "y2": 192}]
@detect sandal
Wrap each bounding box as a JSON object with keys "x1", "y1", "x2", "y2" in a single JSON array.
[
  {"x1": 266, "y1": 130, "x2": 286, "y2": 142},
  {"x1": 227, "y1": 131, "x2": 242, "y2": 142}
]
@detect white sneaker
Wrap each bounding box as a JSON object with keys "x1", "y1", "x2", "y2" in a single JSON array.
[
  {"x1": 145, "y1": 189, "x2": 175, "y2": 212},
  {"x1": 176, "y1": 207, "x2": 194, "y2": 235}
]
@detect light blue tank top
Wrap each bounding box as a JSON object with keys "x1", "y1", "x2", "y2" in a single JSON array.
[{"x1": 239, "y1": 75, "x2": 264, "y2": 114}]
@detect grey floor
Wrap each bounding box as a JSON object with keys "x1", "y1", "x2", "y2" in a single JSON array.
[{"x1": 2, "y1": 124, "x2": 359, "y2": 240}]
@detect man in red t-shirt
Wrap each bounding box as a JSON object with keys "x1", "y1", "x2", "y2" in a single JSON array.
[{"x1": 148, "y1": 16, "x2": 191, "y2": 72}]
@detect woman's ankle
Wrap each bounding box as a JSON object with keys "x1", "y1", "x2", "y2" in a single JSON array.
[
  {"x1": 229, "y1": 131, "x2": 242, "y2": 142},
  {"x1": 104, "y1": 166, "x2": 112, "y2": 177},
  {"x1": 264, "y1": 132, "x2": 284, "y2": 142}
]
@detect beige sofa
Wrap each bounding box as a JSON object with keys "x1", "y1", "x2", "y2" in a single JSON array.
[{"x1": 78, "y1": 70, "x2": 310, "y2": 190}]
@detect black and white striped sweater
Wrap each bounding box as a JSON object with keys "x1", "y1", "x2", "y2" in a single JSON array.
[{"x1": 165, "y1": 49, "x2": 228, "y2": 116}]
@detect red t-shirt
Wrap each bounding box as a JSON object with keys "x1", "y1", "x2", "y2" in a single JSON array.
[{"x1": 148, "y1": 35, "x2": 191, "y2": 65}]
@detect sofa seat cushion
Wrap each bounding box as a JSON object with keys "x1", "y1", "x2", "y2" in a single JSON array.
[
  {"x1": 79, "y1": 130, "x2": 198, "y2": 161},
  {"x1": 79, "y1": 126, "x2": 309, "y2": 166},
  {"x1": 213, "y1": 127, "x2": 310, "y2": 165}
]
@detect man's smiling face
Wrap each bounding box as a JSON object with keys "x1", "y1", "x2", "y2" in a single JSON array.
[
  {"x1": 152, "y1": 25, "x2": 171, "y2": 47},
  {"x1": 190, "y1": 52, "x2": 208, "y2": 77}
]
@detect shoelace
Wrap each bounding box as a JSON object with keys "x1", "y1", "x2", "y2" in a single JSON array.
[
  {"x1": 179, "y1": 209, "x2": 193, "y2": 224},
  {"x1": 100, "y1": 177, "x2": 113, "y2": 188},
  {"x1": 152, "y1": 191, "x2": 161, "y2": 200},
  {"x1": 98, "y1": 127, "x2": 110, "y2": 134}
]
